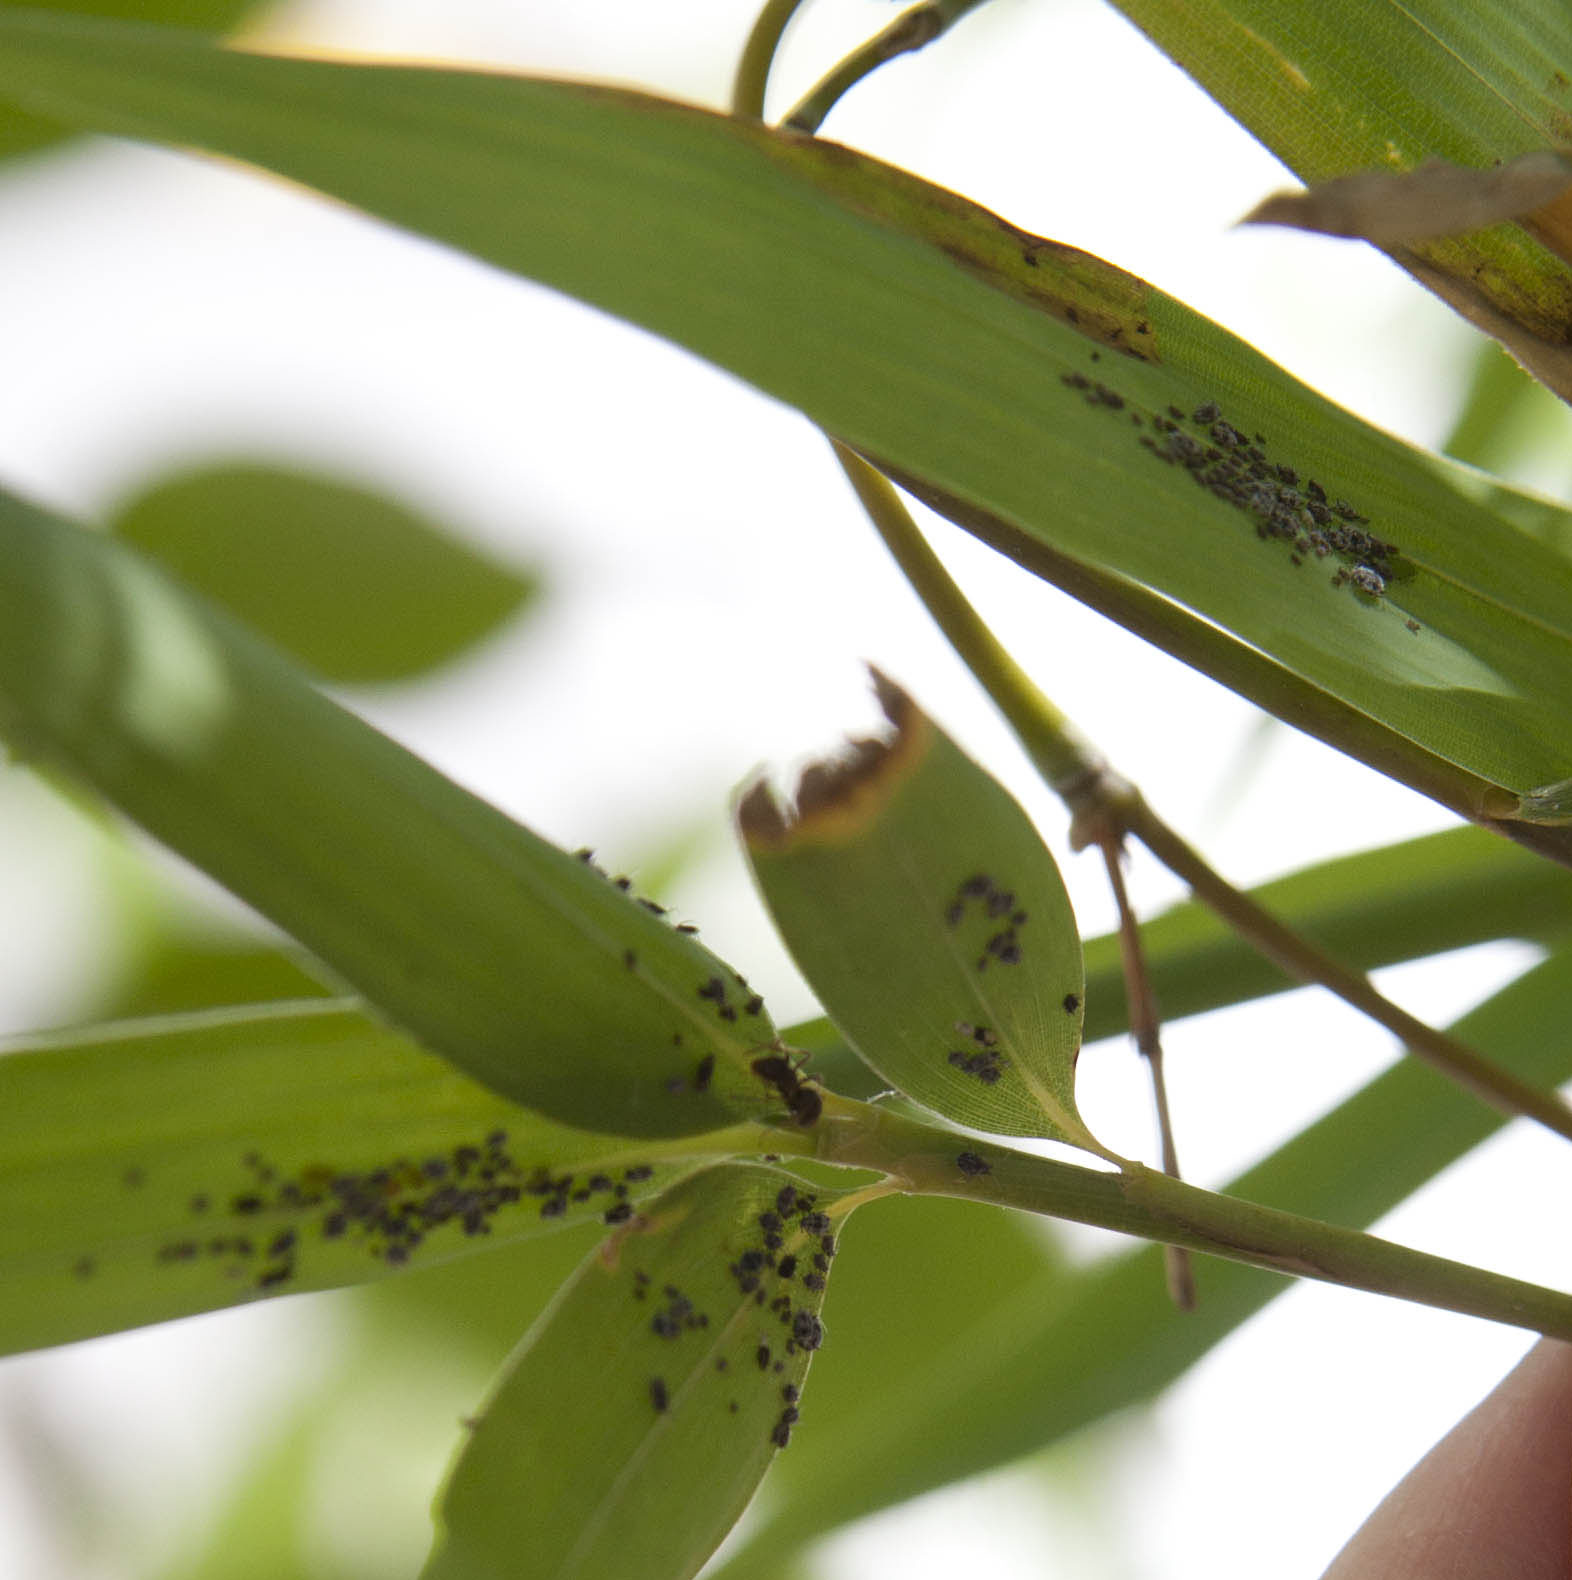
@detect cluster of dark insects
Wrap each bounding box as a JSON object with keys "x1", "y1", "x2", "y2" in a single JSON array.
[
  {"x1": 948, "y1": 1020, "x2": 1006, "y2": 1085},
  {"x1": 696, "y1": 973, "x2": 765, "y2": 1024},
  {"x1": 636, "y1": 1179, "x2": 835, "y2": 1452},
  {"x1": 1062, "y1": 366, "x2": 1420, "y2": 630},
  {"x1": 943, "y1": 872, "x2": 1028, "y2": 970},
  {"x1": 575, "y1": 845, "x2": 780, "y2": 1107},
  {"x1": 144, "y1": 1135, "x2": 659, "y2": 1291}
]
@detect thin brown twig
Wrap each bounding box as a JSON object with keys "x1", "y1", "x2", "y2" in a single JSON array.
[{"x1": 1094, "y1": 826, "x2": 1196, "y2": 1310}]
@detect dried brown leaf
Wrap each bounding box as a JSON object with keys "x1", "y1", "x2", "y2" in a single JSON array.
[{"x1": 1240, "y1": 152, "x2": 1572, "y2": 247}]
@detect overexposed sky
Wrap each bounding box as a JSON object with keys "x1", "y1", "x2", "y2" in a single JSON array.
[{"x1": 1, "y1": 2, "x2": 1569, "y2": 1577}]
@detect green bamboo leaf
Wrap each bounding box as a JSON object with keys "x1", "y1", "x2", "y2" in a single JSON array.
[
  {"x1": 0, "y1": 0, "x2": 260, "y2": 158},
  {"x1": 0, "y1": 482, "x2": 783, "y2": 1139},
  {"x1": 425, "y1": 1163, "x2": 854, "y2": 1580},
  {"x1": 739, "y1": 670, "x2": 1100, "y2": 1154},
  {"x1": 0, "y1": 1001, "x2": 717, "y2": 1356},
  {"x1": 1442, "y1": 341, "x2": 1572, "y2": 485},
  {"x1": 1103, "y1": 0, "x2": 1572, "y2": 398},
  {"x1": 110, "y1": 461, "x2": 540, "y2": 687},
  {"x1": 0, "y1": 15, "x2": 1569, "y2": 823},
  {"x1": 714, "y1": 946, "x2": 1572, "y2": 1574}
]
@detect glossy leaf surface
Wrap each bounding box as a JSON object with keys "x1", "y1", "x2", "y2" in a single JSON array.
[
  {"x1": 111, "y1": 460, "x2": 539, "y2": 686},
  {"x1": 425, "y1": 1163, "x2": 850, "y2": 1580},
  {"x1": 0, "y1": 1002, "x2": 699, "y2": 1354},
  {"x1": 740, "y1": 673, "x2": 1095, "y2": 1150},
  {"x1": 0, "y1": 483, "x2": 779, "y2": 1138},
  {"x1": 0, "y1": 15, "x2": 1571, "y2": 813}
]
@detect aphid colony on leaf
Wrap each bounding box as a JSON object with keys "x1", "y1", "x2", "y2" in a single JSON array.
[
  {"x1": 1064, "y1": 364, "x2": 1419, "y2": 629},
  {"x1": 943, "y1": 872, "x2": 1028, "y2": 969},
  {"x1": 145, "y1": 1134, "x2": 662, "y2": 1292},
  {"x1": 629, "y1": 1180, "x2": 837, "y2": 1451}
]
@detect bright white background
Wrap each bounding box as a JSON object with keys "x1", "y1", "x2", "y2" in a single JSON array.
[{"x1": 2, "y1": 0, "x2": 1572, "y2": 1576}]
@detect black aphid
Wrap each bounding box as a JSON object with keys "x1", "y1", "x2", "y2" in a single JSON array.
[
  {"x1": 757, "y1": 1344, "x2": 771, "y2": 1370},
  {"x1": 1192, "y1": 400, "x2": 1221, "y2": 423},
  {"x1": 800, "y1": 1211, "x2": 831, "y2": 1235},
  {"x1": 957, "y1": 1151, "x2": 991, "y2": 1178},
  {"x1": 782, "y1": 1383, "x2": 800, "y2": 1403},
  {"x1": 693, "y1": 1054, "x2": 715, "y2": 1093},
  {"x1": 676, "y1": 922, "x2": 699, "y2": 934},
  {"x1": 803, "y1": 1273, "x2": 825, "y2": 1292},
  {"x1": 1063, "y1": 992, "x2": 1080, "y2": 1014},
  {"x1": 623, "y1": 948, "x2": 637, "y2": 970},
  {"x1": 777, "y1": 1255, "x2": 797, "y2": 1277},
  {"x1": 604, "y1": 1201, "x2": 634, "y2": 1225},
  {"x1": 776, "y1": 1185, "x2": 798, "y2": 1216},
  {"x1": 650, "y1": 1378, "x2": 669, "y2": 1413},
  {"x1": 791, "y1": 1309, "x2": 824, "y2": 1351}
]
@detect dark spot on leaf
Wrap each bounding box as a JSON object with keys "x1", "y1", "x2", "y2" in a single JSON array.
[{"x1": 957, "y1": 1151, "x2": 991, "y2": 1178}]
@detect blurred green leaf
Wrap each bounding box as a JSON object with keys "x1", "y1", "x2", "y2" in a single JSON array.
[
  {"x1": 162, "y1": 1226, "x2": 607, "y2": 1580},
  {"x1": 425, "y1": 1163, "x2": 852, "y2": 1580},
  {"x1": 0, "y1": 0, "x2": 260, "y2": 160},
  {"x1": 4, "y1": 18, "x2": 1572, "y2": 835},
  {"x1": 99, "y1": 931, "x2": 330, "y2": 1020},
  {"x1": 0, "y1": 482, "x2": 781, "y2": 1139},
  {"x1": 0, "y1": 1001, "x2": 701, "y2": 1355},
  {"x1": 1442, "y1": 341, "x2": 1572, "y2": 499},
  {"x1": 712, "y1": 946, "x2": 1572, "y2": 1573},
  {"x1": 109, "y1": 461, "x2": 539, "y2": 687},
  {"x1": 740, "y1": 671, "x2": 1095, "y2": 1150}
]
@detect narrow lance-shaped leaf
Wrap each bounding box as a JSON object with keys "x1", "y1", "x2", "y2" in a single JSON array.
[
  {"x1": 740, "y1": 670, "x2": 1105, "y2": 1156},
  {"x1": 0, "y1": 1002, "x2": 724, "y2": 1356},
  {"x1": 425, "y1": 1163, "x2": 853, "y2": 1580},
  {"x1": 5, "y1": 16, "x2": 1572, "y2": 817},
  {"x1": 110, "y1": 460, "x2": 540, "y2": 687},
  {"x1": 0, "y1": 482, "x2": 780, "y2": 1139}
]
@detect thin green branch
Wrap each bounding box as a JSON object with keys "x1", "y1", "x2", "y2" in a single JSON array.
[
  {"x1": 782, "y1": 0, "x2": 989, "y2": 134},
  {"x1": 815, "y1": 1093, "x2": 1572, "y2": 1340},
  {"x1": 832, "y1": 443, "x2": 1101, "y2": 792},
  {"x1": 838, "y1": 441, "x2": 1572, "y2": 1146},
  {"x1": 732, "y1": 0, "x2": 813, "y2": 120}
]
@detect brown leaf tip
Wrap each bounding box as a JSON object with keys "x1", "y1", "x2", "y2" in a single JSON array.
[{"x1": 738, "y1": 668, "x2": 930, "y2": 849}]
